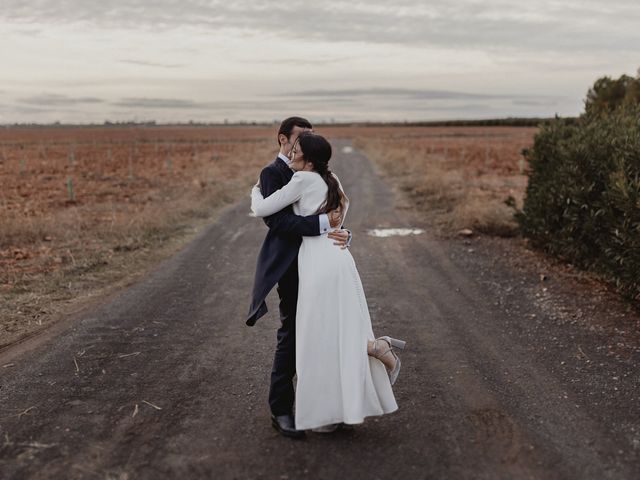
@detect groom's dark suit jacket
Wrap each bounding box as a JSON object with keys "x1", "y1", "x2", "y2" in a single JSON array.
[{"x1": 246, "y1": 156, "x2": 322, "y2": 326}]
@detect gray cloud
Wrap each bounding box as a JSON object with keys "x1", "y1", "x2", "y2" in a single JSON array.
[
  {"x1": 288, "y1": 88, "x2": 505, "y2": 99},
  {"x1": 3, "y1": 0, "x2": 639, "y2": 54},
  {"x1": 111, "y1": 96, "x2": 360, "y2": 111},
  {"x1": 112, "y1": 97, "x2": 211, "y2": 109},
  {"x1": 10, "y1": 27, "x2": 43, "y2": 36},
  {"x1": 19, "y1": 93, "x2": 104, "y2": 106},
  {"x1": 241, "y1": 56, "x2": 357, "y2": 66},
  {"x1": 285, "y1": 87, "x2": 564, "y2": 105},
  {"x1": 6, "y1": 104, "x2": 96, "y2": 115},
  {"x1": 9, "y1": 105, "x2": 52, "y2": 114},
  {"x1": 119, "y1": 59, "x2": 185, "y2": 68},
  {"x1": 512, "y1": 99, "x2": 559, "y2": 107}
]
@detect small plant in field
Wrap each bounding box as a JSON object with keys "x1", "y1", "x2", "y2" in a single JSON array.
[
  {"x1": 128, "y1": 145, "x2": 135, "y2": 180},
  {"x1": 66, "y1": 177, "x2": 75, "y2": 202}
]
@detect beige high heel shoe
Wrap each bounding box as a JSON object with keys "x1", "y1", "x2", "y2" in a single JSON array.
[{"x1": 370, "y1": 336, "x2": 406, "y2": 385}]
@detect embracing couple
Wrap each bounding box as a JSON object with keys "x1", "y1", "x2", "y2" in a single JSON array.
[{"x1": 246, "y1": 117, "x2": 405, "y2": 438}]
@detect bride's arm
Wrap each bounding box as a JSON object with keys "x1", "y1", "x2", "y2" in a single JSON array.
[{"x1": 251, "y1": 172, "x2": 306, "y2": 217}]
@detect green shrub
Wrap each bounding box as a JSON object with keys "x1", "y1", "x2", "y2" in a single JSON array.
[
  {"x1": 585, "y1": 72, "x2": 640, "y2": 116},
  {"x1": 517, "y1": 105, "x2": 640, "y2": 302}
]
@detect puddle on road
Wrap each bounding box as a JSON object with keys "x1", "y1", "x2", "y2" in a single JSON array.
[
  {"x1": 341, "y1": 146, "x2": 354, "y2": 154},
  {"x1": 367, "y1": 228, "x2": 425, "y2": 237}
]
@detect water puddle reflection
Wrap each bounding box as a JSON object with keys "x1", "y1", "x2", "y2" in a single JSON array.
[{"x1": 367, "y1": 228, "x2": 424, "y2": 237}]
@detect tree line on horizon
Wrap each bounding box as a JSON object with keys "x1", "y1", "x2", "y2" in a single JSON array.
[{"x1": 2, "y1": 117, "x2": 567, "y2": 129}]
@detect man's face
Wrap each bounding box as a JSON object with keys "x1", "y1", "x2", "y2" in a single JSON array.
[{"x1": 282, "y1": 125, "x2": 312, "y2": 157}]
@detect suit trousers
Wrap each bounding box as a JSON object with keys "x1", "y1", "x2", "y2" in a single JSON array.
[{"x1": 268, "y1": 259, "x2": 299, "y2": 416}]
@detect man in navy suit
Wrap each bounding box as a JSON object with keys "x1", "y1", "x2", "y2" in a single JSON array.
[{"x1": 247, "y1": 117, "x2": 351, "y2": 438}]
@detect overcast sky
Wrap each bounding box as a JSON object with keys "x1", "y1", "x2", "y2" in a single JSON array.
[{"x1": 1, "y1": 0, "x2": 639, "y2": 124}]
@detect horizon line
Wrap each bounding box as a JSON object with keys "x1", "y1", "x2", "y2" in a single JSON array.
[{"x1": 0, "y1": 115, "x2": 574, "y2": 129}]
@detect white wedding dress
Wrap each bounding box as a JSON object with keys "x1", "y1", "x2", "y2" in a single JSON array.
[{"x1": 251, "y1": 171, "x2": 398, "y2": 430}]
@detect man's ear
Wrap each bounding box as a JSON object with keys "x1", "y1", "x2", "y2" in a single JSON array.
[{"x1": 278, "y1": 134, "x2": 288, "y2": 146}]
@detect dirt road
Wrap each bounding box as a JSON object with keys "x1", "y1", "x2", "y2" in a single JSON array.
[{"x1": 1, "y1": 141, "x2": 638, "y2": 479}]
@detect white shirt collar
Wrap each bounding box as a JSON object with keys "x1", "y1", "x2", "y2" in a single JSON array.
[{"x1": 277, "y1": 152, "x2": 293, "y2": 168}]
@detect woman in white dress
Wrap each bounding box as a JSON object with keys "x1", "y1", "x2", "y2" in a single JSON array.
[{"x1": 251, "y1": 132, "x2": 406, "y2": 431}]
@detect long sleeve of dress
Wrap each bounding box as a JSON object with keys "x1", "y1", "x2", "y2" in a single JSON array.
[{"x1": 251, "y1": 172, "x2": 306, "y2": 217}]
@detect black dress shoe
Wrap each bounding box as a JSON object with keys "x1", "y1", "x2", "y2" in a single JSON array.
[{"x1": 271, "y1": 414, "x2": 306, "y2": 439}]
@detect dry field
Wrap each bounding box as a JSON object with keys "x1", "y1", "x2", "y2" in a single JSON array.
[
  {"x1": 0, "y1": 124, "x2": 536, "y2": 349},
  {"x1": 347, "y1": 126, "x2": 537, "y2": 236},
  {"x1": 0, "y1": 125, "x2": 274, "y2": 348}
]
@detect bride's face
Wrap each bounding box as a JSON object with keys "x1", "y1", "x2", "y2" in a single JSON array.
[{"x1": 290, "y1": 143, "x2": 314, "y2": 172}]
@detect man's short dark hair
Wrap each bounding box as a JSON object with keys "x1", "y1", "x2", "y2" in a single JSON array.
[{"x1": 277, "y1": 116, "x2": 313, "y2": 146}]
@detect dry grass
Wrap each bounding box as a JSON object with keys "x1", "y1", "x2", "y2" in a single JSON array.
[
  {"x1": 351, "y1": 126, "x2": 536, "y2": 236},
  {"x1": 0, "y1": 126, "x2": 274, "y2": 347}
]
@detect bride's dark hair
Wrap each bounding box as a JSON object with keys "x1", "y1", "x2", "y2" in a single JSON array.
[{"x1": 296, "y1": 132, "x2": 343, "y2": 214}]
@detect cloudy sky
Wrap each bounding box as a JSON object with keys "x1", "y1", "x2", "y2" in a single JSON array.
[{"x1": 1, "y1": 0, "x2": 639, "y2": 124}]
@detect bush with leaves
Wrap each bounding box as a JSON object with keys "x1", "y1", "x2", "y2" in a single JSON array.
[
  {"x1": 585, "y1": 70, "x2": 640, "y2": 116},
  {"x1": 516, "y1": 103, "x2": 640, "y2": 303}
]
